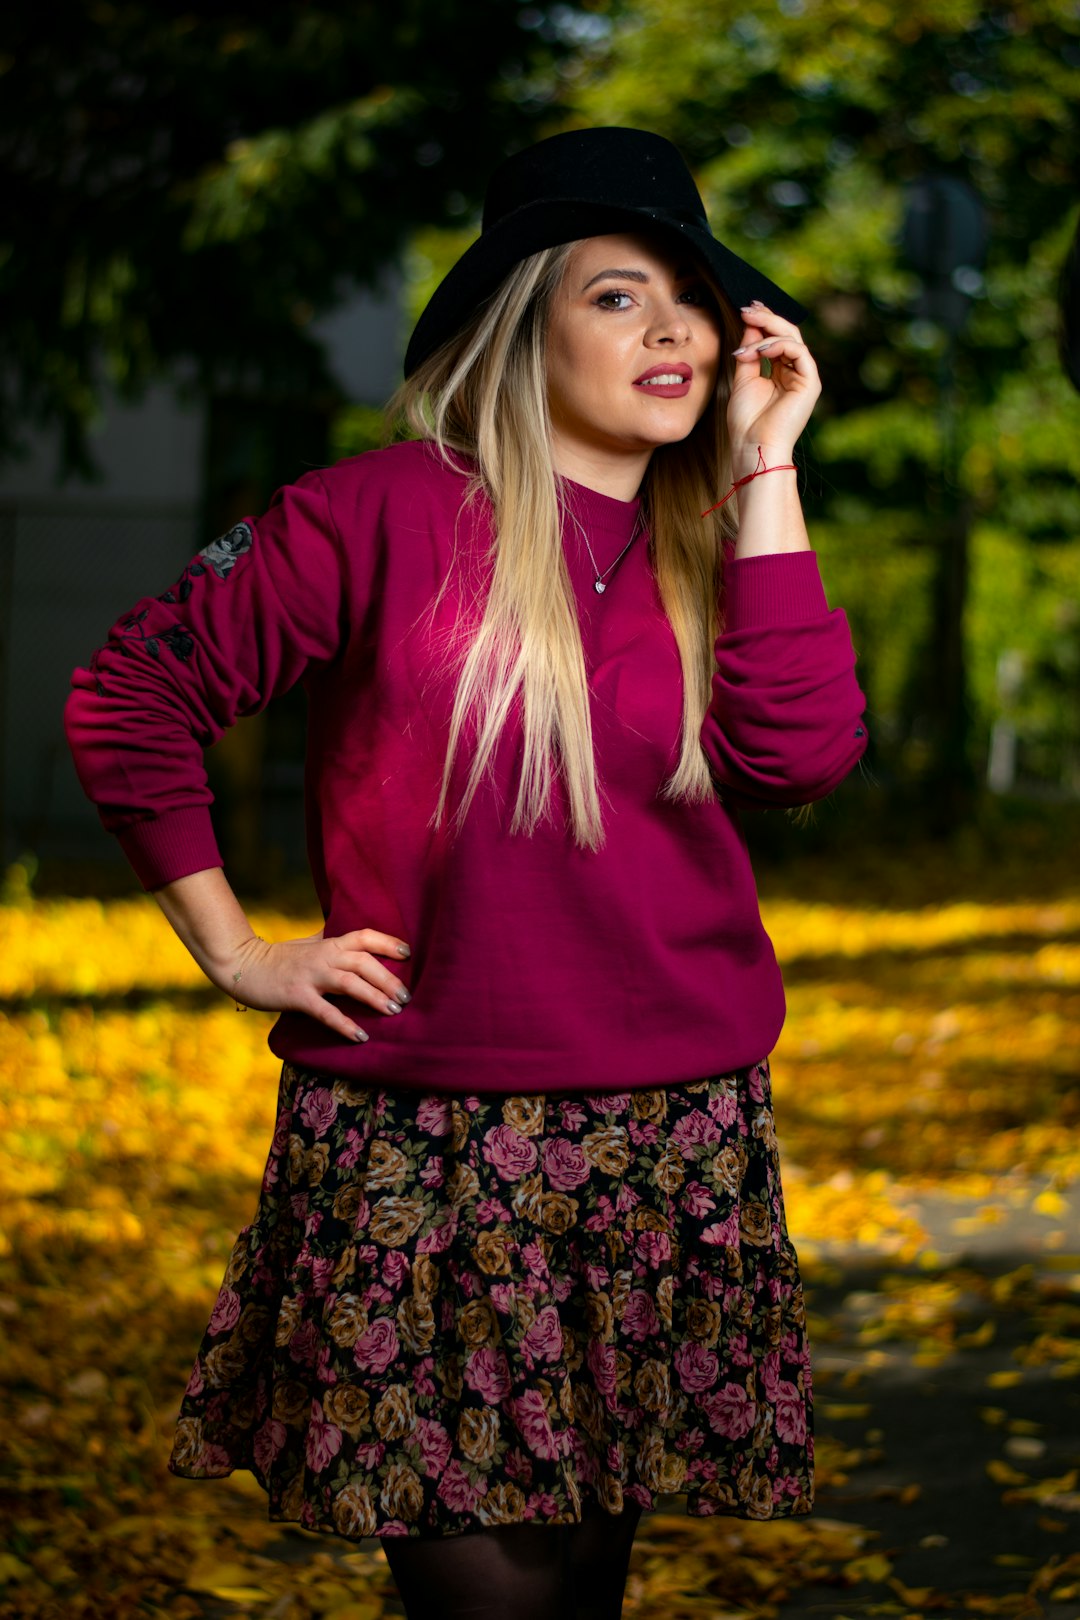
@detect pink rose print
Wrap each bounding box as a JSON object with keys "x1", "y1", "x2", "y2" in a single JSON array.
[
  {"x1": 774, "y1": 1381, "x2": 807, "y2": 1446},
  {"x1": 382, "y1": 1251, "x2": 410, "y2": 1288},
  {"x1": 521, "y1": 1241, "x2": 549, "y2": 1278},
  {"x1": 707, "y1": 1088, "x2": 738, "y2": 1127},
  {"x1": 635, "y1": 1230, "x2": 671, "y2": 1268},
  {"x1": 584, "y1": 1094, "x2": 629, "y2": 1112},
  {"x1": 464, "y1": 1347, "x2": 512, "y2": 1404},
  {"x1": 558, "y1": 1101, "x2": 587, "y2": 1131},
  {"x1": 505, "y1": 1446, "x2": 534, "y2": 1484},
  {"x1": 311, "y1": 1256, "x2": 336, "y2": 1295},
  {"x1": 416, "y1": 1097, "x2": 453, "y2": 1135},
  {"x1": 681, "y1": 1181, "x2": 717, "y2": 1219},
  {"x1": 304, "y1": 1408, "x2": 343, "y2": 1472},
  {"x1": 622, "y1": 1290, "x2": 659, "y2": 1343},
  {"x1": 522, "y1": 1305, "x2": 564, "y2": 1365},
  {"x1": 585, "y1": 1340, "x2": 618, "y2": 1398},
  {"x1": 253, "y1": 1418, "x2": 287, "y2": 1473},
  {"x1": 289, "y1": 1320, "x2": 320, "y2": 1366},
  {"x1": 489, "y1": 1282, "x2": 516, "y2": 1316},
  {"x1": 527, "y1": 1490, "x2": 559, "y2": 1519},
  {"x1": 208, "y1": 1288, "x2": 241, "y2": 1336},
  {"x1": 700, "y1": 1212, "x2": 740, "y2": 1248},
  {"x1": 437, "y1": 1460, "x2": 486, "y2": 1513},
  {"x1": 415, "y1": 1417, "x2": 452, "y2": 1475},
  {"x1": 338, "y1": 1128, "x2": 366, "y2": 1168},
  {"x1": 353, "y1": 1317, "x2": 399, "y2": 1373},
  {"x1": 628, "y1": 1120, "x2": 659, "y2": 1146},
  {"x1": 299, "y1": 1087, "x2": 338, "y2": 1137},
  {"x1": 199, "y1": 1442, "x2": 232, "y2": 1473},
  {"x1": 670, "y1": 1113, "x2": 721, "y2": 1156},
  {"x1": 674, "y1": 1343, "x2": 719, "y2": 1393},
  {"x1": 482, "y1": 1124, "x2": 538, "y2": 1182},
  {"x1": 542, "y1": 1137, "x2": 591, "y2": 1191},
  {"x1": 702, "y1": 1381, "x2": 756, "y2": 1440},
  {"x1": 417, "y1": 1215, "x2": 456, "y2": 1253},
  {"x1": 507, "y1": 1389, "x2": 561, "y2": 1460},
  {"x1": 185, "y1": 1361, "x2": 204, "y2": 1398}
]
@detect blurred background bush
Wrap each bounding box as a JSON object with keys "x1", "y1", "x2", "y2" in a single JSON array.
[{"x1": 2, "y1": 0, "x2": 1079, "y2": 890}]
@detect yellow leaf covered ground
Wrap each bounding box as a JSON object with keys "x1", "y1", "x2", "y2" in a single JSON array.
[{"x1": 1, "y1": 848, "x2": 1077, "y2": 1618}]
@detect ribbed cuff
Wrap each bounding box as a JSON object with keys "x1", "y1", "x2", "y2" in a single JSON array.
[
  {"x1": 116, "y1": 806, "x2": 223, "y2": 892},
  {"x1": 723, "y1": 551, "x2": 829, "y2": 631}
]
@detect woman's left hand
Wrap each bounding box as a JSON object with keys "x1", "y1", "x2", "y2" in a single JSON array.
[{"x1": 726, "y1": 301, "x2": 821, "y2": 470}]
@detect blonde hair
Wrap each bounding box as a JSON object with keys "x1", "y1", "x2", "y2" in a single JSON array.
[{"x1": 388, "y1": 240, "x2": 744, "y2": 850}]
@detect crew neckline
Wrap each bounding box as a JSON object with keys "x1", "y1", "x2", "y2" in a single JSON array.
[{"x1": 560, "y1": 474, "x2": 643, "y2": 539}]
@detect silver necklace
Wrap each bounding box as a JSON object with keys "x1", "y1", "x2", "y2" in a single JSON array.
[{"x1": 572, "y1": 508, "x2": 646, "y2": 594}]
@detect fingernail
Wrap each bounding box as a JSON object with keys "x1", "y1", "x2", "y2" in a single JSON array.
[
  {"x1": 397, "y1": 944, "x2": 411, "y2": 959},
  {"x1": 386, "y1": 1000, "x2": 402, "y2": 1014},
  {"x1": 395, "y1": 987, "x2": 411, "y2": 1005},
  {"x1": 732, "y1": 345, "x2": 749, "y2": 355},
  {"x1": 351, "y1": 1026, "x2": 369, "y2": 1042}
]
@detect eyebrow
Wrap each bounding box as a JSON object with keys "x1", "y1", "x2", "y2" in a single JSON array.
[{"x1": 580, "y1": 265, "x2": 699, "y2": 291}]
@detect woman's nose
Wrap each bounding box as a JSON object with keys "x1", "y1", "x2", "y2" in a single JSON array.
[{"x1": 645, "y1": 312, "x2": 691, "y2": 345}]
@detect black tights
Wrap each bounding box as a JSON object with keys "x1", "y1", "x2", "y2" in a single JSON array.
[{"x1": 382, "y1": 1504, "x2": 643, "y2": 1620}]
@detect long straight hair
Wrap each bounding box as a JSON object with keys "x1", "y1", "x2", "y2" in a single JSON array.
[{"x1": 388, "y1": 240, "x2": 744, "y2": 850}]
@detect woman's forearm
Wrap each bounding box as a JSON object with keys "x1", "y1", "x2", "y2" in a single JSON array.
[
  {"x1": 149, "y1": 865, "x2": 412, "y2": 1039},
  {"x1": 151, "y1": 866, "x2": 261, "y2": 992},
  {"x1": 730, "y1": 443, "x2": 810, "y2": 560}
]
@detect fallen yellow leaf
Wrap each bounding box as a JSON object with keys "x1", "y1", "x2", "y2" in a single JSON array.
[{"x1": 986, "y1": 1459, "x2": 1029, "y2": 1486}]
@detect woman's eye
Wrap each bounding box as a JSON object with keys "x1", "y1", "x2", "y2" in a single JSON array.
[
  {"x1": 596, "y1": 290, "x2": 634, "y2": 310},
  {"x1": 678, "y1": 286, "x2": 711, "y2": 307}
]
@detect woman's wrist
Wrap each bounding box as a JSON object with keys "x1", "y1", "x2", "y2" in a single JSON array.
[{"x1": 730, "y1": 442, "x2": 797, "y2": 481}]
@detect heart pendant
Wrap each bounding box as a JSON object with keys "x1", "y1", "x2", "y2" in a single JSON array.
[{"x1": 594, "y1": 579, "x2": 606, "y2": 594}]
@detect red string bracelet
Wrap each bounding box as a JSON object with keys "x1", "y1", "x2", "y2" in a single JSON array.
[{"x1": 701, "y1": 445, "x2": 797, "y2": 518}]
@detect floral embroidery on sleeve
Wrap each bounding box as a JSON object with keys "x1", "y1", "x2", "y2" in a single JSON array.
[
  {"x1": 159, "y1": 522, "x2": 255, "y2": 606},
  {"x1": 198, "y1": 522, "x2": 254, "y2": 579},
  {"x1": 93, "y1": 522, "x2": 256, "y2": 685}
]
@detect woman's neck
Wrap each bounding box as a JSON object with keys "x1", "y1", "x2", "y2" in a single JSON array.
[{"x1": 550, "y1": 438, "x2": 650, "y2": 502}]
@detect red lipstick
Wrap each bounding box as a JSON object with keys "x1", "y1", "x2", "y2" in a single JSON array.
[{"x1": 632, "y1": 363, "x2": 693, "y2": 398}]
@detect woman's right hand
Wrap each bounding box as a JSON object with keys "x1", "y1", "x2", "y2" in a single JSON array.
[{"x1": 225, "y1": 928, "x2": 412, "y2": 1042}]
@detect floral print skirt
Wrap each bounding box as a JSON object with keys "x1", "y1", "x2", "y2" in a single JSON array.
[{"x1": 169, "y1": 1060, "x2": 813, "y2": 1538}]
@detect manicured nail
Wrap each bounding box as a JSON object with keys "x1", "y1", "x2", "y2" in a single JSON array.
[
  {"x1": 385, "y1": 1000, "x2": 402, "y2": 1014},
  {"x1": 397, "y1": 944, "x2": 411, "y2": 959},
  {"x1": 732, "y1": 345, "x2": 750, "y2": 355},
  {"x1": 395, "y1": 987, "x2": 411, "y2": 1005},
  {"x1": 350, "y1": 1026, "x2": 369, "y2": 1042}
]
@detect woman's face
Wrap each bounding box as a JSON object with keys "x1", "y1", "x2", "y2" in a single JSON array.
[{"x1": 545, "y1": 231, "x2": 724, "y2": 490}]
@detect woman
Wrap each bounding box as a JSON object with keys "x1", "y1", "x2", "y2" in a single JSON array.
[{"x1": 66, "y1": 127, "x2": 867, "y2": 1619}]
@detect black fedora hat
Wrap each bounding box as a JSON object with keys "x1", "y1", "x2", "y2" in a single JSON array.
[{"x1": 404, "y1": 126, "x2": 809, "y2": 376}]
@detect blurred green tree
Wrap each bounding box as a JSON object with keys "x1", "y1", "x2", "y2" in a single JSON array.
[
  {"x1": 563, "y1": 0, "x2": 1080, "y2": 811},
  {"x1": 0, "y1": 0, "x2": 585, "y2": 475}
]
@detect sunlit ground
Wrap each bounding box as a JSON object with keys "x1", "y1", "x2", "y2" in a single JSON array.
[{"x1": 1, "y1": 839, "x2": 1078, "y2": 1618}]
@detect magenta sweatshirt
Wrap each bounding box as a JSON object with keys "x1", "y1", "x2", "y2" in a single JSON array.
[{"x1": 65, "y1": 439, "x2": 867, "y2": 1093}]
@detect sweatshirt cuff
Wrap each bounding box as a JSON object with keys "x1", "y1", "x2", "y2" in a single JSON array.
[
  {"x1": 115, "y1": 806, "x2": 224, "y2": 892},
  {"x1": 723, "y1": 551, "x2": 829, "y2": 631}
]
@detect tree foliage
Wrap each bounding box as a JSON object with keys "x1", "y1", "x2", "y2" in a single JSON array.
[
  {"x1": 1, "y1": 1, "x2": 577, "y2": 473},
  {"x1": 567, "y1": 0, "x2": 1080, "y2": 792}
]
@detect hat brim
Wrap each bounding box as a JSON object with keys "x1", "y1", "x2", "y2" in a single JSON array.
[{"x1": 403, "y1": 199, "x2": 810, "y2": 376}]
